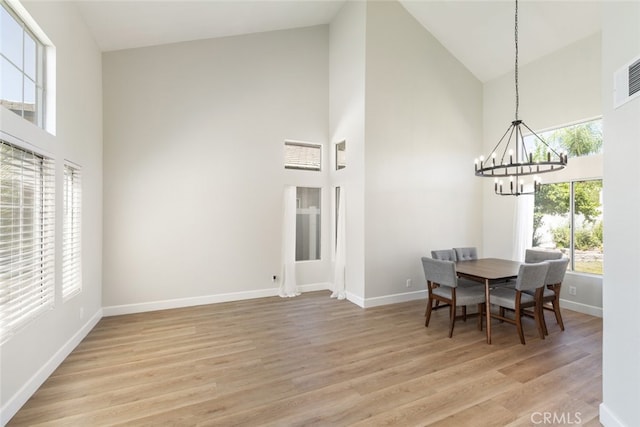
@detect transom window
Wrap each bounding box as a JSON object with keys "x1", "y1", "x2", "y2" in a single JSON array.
[
  {"x1": 284, "y1": 141, "x2": 321, "y2": 171},
  {"x1": 0, "y1": 0, "x2": 46, "y2": 128},
  {"x1": 524, "y1": 118, "x2": 603, "y2": 160}
]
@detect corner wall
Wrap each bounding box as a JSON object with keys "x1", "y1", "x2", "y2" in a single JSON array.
[
  {"x1": 600, "y1": 2, "x2": 640, "y2": 426},
  {"x1": 329, "y1": 0, "x2": 367, "y2": 304},
  {"x1": 0, "y1": 1, "x2": 103, "y2": 422},
  {"x1": 102, "y1": 26, "x2": 330, "y2": 312},
  {"x1": 363, "y1": 1, "x2": 483, "y2": 302}
]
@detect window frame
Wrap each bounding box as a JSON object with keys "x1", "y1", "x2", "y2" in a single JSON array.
[{"x1": 0, "y1": 0, "x2": 47, "y2": 128}]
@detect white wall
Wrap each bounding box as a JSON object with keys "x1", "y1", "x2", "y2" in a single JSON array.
[
  {"x1": 482, "y1": 33, "x2": 603, "y2": 315},
  {"x1": 363, "y1": 1, "x2": 483, "y2": 302},
  {"x1": 102, "y1": 26, "x2": 330, "y2": 313},
  {"x1": 600, "y1": 3, "x2": 640, "y2": 426},
  {"x1": 0, "y1": 1, "x2": 103, "y2": 423},
  {"x1": 329, "y1": 1, "x2": 367, "y2": 304}
]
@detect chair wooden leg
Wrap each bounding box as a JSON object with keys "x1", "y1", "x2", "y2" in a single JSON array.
[
  {"x1": 448, "y1": 304, "x2": 456, "y2": 338},
  {"x1": 515, "y1": 306, "x2": 525, "y2": 345},
  {"x1": 552, "y1": 293, "x2": 565, "y2": 331},
  {"x1": 425, "y1": 297, "x2": 433, "y2": 327},
  {"x1": 462, "y1": 306, "x2": 467, "y2": 322},
  {"x1": 540, "y1": 303, "x2": 549, "y2": 336},
  {"x1": 535, "y1": 303, "x2": 546, "y2": 340}
]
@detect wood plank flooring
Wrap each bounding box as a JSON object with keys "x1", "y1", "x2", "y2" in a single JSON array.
[{"x1": 9, "y1": 291, "x2": 602, "y2": 426}]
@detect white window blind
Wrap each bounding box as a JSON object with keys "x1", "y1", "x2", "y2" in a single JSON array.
[
  {"x1": 284, "y1": 141, "x2": 321, "y2": 171},
  {"x1": 0, "y1": 139, "x2": 55, "y2": 343},
  {"x1": 62, "y1": 162, "x2": 81, "y2": 300}
]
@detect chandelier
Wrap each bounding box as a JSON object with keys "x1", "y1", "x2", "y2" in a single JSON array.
[{"x1": 475, "y1": 0, "x2": 567, "y2": 196}]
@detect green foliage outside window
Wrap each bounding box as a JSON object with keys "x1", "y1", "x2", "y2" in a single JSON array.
[{"x1": 531, "y1": 119, "x2": 603, "y2": 275}]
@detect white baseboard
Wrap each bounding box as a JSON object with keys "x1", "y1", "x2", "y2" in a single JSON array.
[
  {"x1": 599, "y1": 403, "x2": 625, "y2": 427},
  {"x1": 346, "y1": 291, "x2": 602, "y2": 315},
  {"x1": 345, "y1": 290, "x2": 426, "y2": 308},
  {"x1": 103, "y1": 283, "x2": 331, "y2": 317},
  {"x1": 362, "y1": 290, "x2": 427, "y2": 308},
  {"x1": 0, "y1": 309, "x2": 103, "y2": 426},
  {"x1": 346, "y1": 291, "x2": 365, "y2": 307},
  {"x1": 560, "y1": 298, "x2": 603, "y2": 317}
]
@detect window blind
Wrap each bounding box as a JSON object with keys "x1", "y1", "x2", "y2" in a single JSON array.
[
  {"x1": 284, "y1": 141, "x2": 321, "y2": 171},
  {"x1": 0, "y1": 139, "x2": 55, "y2": 343},
  {"x1": 62, "y1": 163, "x2": 81, "y2": 300}
]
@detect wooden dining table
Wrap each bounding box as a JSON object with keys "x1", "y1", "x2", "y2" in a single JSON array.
[{"x1": 455, "y1": 258, "x2": 522, "y2": 344}]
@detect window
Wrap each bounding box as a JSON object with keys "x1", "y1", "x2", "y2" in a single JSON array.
[
  {"x1": 335, "y1": 141, "x2": 346, "y2": 170},
  {"x1": 0, "y1": 138, "x2": 55, "y2": 343},
  {"x1": 526, "y1": 118, "x2": 603, "y2": 275},
  {"x1": 62, "y1": 163, "x2": 81, "y2": 300},
  {"x1": 285, "y1": 141, "x2": 321, "y2": 171},
  {"x1": 524, "y1": 118, "x2": 603, "y2": 159},
  {"x1": 533, "y1": 179, "x2": 603, "y2": 275},
  {"x1": 0, "y1": 0, "x2": 46, "y2": 128},
  {"x1": 296, "y1": 187, "x2": 321, "y2": 261},
  {"x1": 335, "y1": 187, "x2": 341, "y2": 245}
]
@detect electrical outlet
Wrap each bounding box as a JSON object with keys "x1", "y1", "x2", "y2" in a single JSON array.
[
  {"x1": 406, "y1": 279, "x2": 412, "y2": 288},
  {"x1": 569, "y1": 286, "x2": 577, "y2": 296}
]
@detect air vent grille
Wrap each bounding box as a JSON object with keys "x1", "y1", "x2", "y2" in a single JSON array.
[
  {"x1": 630, "y1": 59, "x2": 640, "y2": 97},
  {"x1": 614, "y1": 54, "x2": 640, "y2": 109}
]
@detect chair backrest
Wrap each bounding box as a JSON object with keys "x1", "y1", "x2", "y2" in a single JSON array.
[
  {"x1": 545, "y1": 257, "x2": 570, "y2": 286},
  {"x1": 431, "y1": 249, "x2": 457, "y2": 262},
  {"x1": 454, "y1": 247, "x2": 477, "y2": 261},
  {"x1": 515, "y1": 262, "x2": 550, "y2": 292},
  {"x1": 421, "y1": 257, "x2": 458, "y2": 288},
  {"x1": 525, "y1": 249, "x2": 563, "y2": 263}
]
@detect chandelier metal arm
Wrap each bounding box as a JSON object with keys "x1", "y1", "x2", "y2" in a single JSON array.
[
  {"x1": 482, "y1": 122, "x2": 516, "y2": 167},
  {"x1": 519, "y1": 121, "x2": 567, "y2": 158},
  {"x1": 473, "y1": 0, "x2": 567, "y2": 196}
]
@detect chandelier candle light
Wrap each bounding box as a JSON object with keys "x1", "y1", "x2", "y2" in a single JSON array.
[{"x1": 475, "y1": 0, "x2": 567, "y2": 196}]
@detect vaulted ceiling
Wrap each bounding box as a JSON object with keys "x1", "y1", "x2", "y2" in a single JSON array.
[{"x1": 72, "y1": 0, "x2": 603, "y2": 83}]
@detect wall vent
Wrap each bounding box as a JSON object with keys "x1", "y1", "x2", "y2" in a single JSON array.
[{"x1": 614, "y1": 55, "x2": 640, "y2": 109}]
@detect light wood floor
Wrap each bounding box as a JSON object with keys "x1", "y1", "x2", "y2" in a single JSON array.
[{"x1": 9, "y1": 291, "x2": 602, "y2": 426}]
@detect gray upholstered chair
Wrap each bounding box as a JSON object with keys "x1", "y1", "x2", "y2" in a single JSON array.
[
  {"x1": 431, "y1": 249, "x2": 457, "y2": 262},
  {"x1": 421, "y1": 257, "x2": 485, "y2": 338},
  {"x1": 487, "y1": 262, "x2": 549, "y2": 344},
  {"x1": 524, "y1": 257, "x2": 570, "y2": 334},
  {"x1": 454, "y1": 247, "x2": 478, "y2": 261},
  {"x1": 430, "y1": 249, "x2": 476, "y2": 318},
  {"x1": 525, "y1": 249, "x2": 563, "y2": 263},
  {"x1": 503, "y1": 249, "x2": 562, "y2": 289},
  {"x1": 431, "y1": 250, "x2": 477, "y2": 289}
]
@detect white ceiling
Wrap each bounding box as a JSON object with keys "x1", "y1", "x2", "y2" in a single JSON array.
[
  {"x1": 72, "y1": 0, "x2": 604, "y2": 83},
  {"x1": 400, "y1": 1, "x2": 602, "y2": 82}
]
